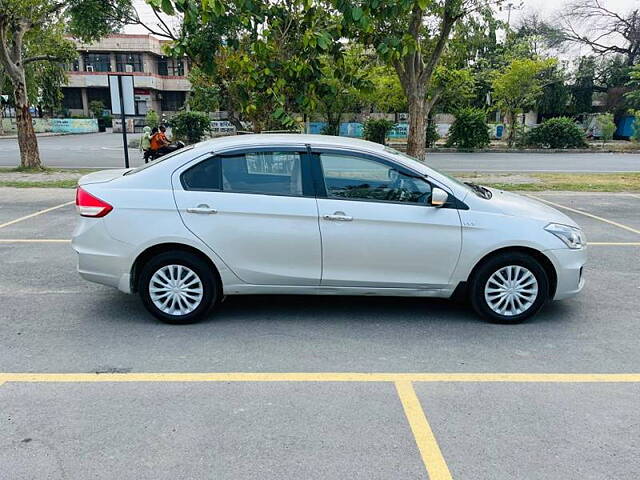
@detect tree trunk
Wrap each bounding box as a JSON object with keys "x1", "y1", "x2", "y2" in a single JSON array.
[
  {"x1": 14, "y1": 76, "x2": 42, "y2": 169},
  {"x1": 406, "y1": 92, "x2": 427, "y2": 160},
  {"x1": 0, "y1": 102, "x2": 4, "y2": 136}
]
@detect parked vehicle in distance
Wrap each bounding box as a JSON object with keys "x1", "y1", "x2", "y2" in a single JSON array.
[{"x1": 72, "y1": 134, "x2": 586, "y2": 324}]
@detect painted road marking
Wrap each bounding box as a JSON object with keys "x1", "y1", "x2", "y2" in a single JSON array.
[
  {"x1": 0, "y1": 201, "x2": 74, "y2": 229},
  {"x1": 527, "y1": 195, "x2": 640, "y2": 236},
  {"x1": 396, "y1": 381, "x2": 452, "y2": 480},
  {"x1": 0, "y1": 239, "x2": 71, "y2": 243},
  {"x1": 1, "y1": 372, "x2": 640, "y2": 383}
]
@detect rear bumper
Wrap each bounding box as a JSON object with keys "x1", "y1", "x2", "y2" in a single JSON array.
[
  {"x1": 547, "y1": 247, "x2": 587, "y2": 300},
  {"x1": 71, "y1": 218, "x2": 134, "y2": 293}
]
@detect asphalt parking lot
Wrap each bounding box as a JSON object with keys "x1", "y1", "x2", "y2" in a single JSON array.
[{"x1": 1, "y1": 188, "x2": 639, "y2": 479}]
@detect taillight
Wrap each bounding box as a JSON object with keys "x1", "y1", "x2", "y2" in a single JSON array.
[{"x1": 76, "y1": 187, "x2": 113, "y2": 218}]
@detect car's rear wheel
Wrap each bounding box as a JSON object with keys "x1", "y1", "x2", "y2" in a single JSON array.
[
  {"x1": 470, "y1": 252, "x2": 550, "y2": 324},
  {"x1": 139, "y1": 251, "x2": 218, "y2": 324}
]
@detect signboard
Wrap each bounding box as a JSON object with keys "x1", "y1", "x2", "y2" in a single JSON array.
[{"x1": 108, "y1": 75, "x2": 135, "y2": 115}]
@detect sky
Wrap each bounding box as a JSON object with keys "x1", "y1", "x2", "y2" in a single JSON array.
[{"x1": 127, "y1": 0, "x2": 637, "y2": 43}]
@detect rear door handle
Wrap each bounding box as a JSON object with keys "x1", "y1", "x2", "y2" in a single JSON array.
[
  {"x1": 323, "y1": 212, "x2": 353, "y2": 222},
  {"x1": 186, "y1": 204, "x2": 218, "y2": 214}
]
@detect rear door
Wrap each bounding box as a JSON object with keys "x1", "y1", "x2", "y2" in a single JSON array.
[
  {"x1": 313, "y1": 150, "x2": 462, "y2": 288},
  {"x1": 172, "y1": 148, "x2": 321, "y2": 285}
]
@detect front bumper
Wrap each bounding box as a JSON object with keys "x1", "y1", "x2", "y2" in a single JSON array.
[{"x1": 546, "y1": 247, "x2": 587, "y2": 300}]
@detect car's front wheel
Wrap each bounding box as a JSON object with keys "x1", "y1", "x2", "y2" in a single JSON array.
[
  {"x1": 139, "y1": 251, "x2": 219, "y2": 324},
  {"x1": 470, "y1": 252, "x2": 550, "y2": 324}
]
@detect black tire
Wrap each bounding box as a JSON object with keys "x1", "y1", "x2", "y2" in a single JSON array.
[
  {"x1": 139, "y1": 251, "x2": 219, "y2": 324},
  {"x1": 469, "y1": 252, "x2": 550, "y2": 324}
]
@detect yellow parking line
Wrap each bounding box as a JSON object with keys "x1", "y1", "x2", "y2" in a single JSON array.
[
  {"x1": 527, "y1": 195, "x2": 640, "y2": 236},
  {"x1": 396, "y1": 381, "x2": 452, "y2": 480},
  {"x1": 0, "y1": 239, "x2": 71, "y2": 243},
  {"x1": 1, "y1": 372, "x2": 640, "y2": 383},
  {"x1": 0, "y1": 201, "x2": 74, "y2": 229}
]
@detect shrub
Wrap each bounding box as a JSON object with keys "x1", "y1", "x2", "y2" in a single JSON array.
[
  {"x1": 446, "y1": 108, "x2": 490, "y2": 149},
  {"x1": 525, "y1": 117, "x2": 587, "y2": 149},
  {"x1": 363, "y1": 118, "x2": 395, "y2": 145},
  {"x1": 145, "y1": 109, "x2": 159, "y2": 129},
  {"x1": 596, "y1": 113, "x2": 616, "y2": 147},
  {"x1": 168, "y1": 111, "x2": 211, "y2": 144},
  {"x1": 89, "y1": 100, "x2": 105, "y2": 119},
  {"x1": 631, "y1": 112, "x2": 640, "y2": 142},
  {"x1": 426, "y1": 120, "x2": 440, "y2": 147}
]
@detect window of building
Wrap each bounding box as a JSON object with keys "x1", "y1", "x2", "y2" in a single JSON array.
[
  {"x1": 320, "y1": 153, "x2": 431, "y2": 203},
  {"x1": 157, "y1": 58, "x2": 185, "y2": 76},
  {"x1": 116, "y1": 53, "x2": 144, "y2": 73},
  {"x1": 87, "y1": 88, "x2": 112, "y2": 110},
  {"x1": 61, "y1": 88, "x2": 83, "y2": 110},
  {"x1": 83, "y1": 53, "x2": 111, "y2": 72},
  {"x1": 161, "y1": 91, "x2": 186, "y2": 111}
]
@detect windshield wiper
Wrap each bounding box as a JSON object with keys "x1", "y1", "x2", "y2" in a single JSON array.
[{"x1": 465, "y1": 182, "x2": 492, "y2": 199}]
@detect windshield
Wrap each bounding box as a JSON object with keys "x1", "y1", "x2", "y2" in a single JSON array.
[
  {"x1": 124, "y1": 145, "x2": 195, "y2": 175},
  {"x1": 383, "y1": 146, "x2": 473, "y2": 193}
]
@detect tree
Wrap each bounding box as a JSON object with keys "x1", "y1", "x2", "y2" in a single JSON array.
[
  {"x1": 556, "y1": 1, "x2": 640, "y2": 67},
  {"x1": 316, "y1": 46, "x2": 372, "y2": 135},
  {"x1": 536, "y1": 64, "x2": 570, "y2": 119},
  {"x1": 334, "y1": 0, "x2": 498, "y2": 159},
  {"x1": 446, "y1": 107, "x2": 490, "y2": 149},
  {"x1": 363, "y1": 65, "x2": 407, "y2": 114},
  {"x1": 0, "y1": 0, "x2": 138, "y2": 168},
  {"x1": 624, "y1": 64, "x2": 640, "y2": 110},
  {"x1": 153, "y1": 0, "x2": 343, "y2": 132},
  {"x1": 569, "y1": 56, "x2": 596, "y2": 115},
  {"x1": 492, "y1": 58, "x2": 555, "y2": 146}
]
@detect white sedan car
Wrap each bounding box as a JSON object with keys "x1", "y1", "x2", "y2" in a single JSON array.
[{"x1": 72, "y1": 134, "x2": 586, "y2": 324}]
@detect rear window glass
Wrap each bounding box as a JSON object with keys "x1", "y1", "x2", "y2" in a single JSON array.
[{"x1": 181, "y1": 157, "x2": 221, "y2": 191}]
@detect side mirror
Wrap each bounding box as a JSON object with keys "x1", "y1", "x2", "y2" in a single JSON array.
[{"x1": 430, "y1": 187, "x2": 448, "y2": 207}]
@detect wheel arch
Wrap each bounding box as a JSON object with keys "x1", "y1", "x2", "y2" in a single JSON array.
[
  {"x1": 467, "y1": 246, "x2": 557, "y2": 299},
  {"x1": 130, "y1": 242, "x2": 223, "y2": 295}
]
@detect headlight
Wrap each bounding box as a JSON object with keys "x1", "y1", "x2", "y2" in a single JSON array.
[{"x1": 545, "y1": 223, "x2": 586, "y2": 249}]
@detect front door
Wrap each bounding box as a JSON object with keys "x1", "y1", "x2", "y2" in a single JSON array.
[
  {"x1": 314, "y1": 151, "x2": 462, "y2": 288},
  {"x1": 173, "y1": 149, "x2": 321, "y2": 285}
]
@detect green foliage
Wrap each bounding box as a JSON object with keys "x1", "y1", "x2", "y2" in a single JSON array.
[
  {"x1": 492, "y1": 58, "x2": 556, "y2": 146},
  {"x1": 187, "y1": 66, "x2": 220, "y2": 112},
  {"x1": 596, "y1": 114, "x2": 616, "y2": 146},
  {"x1": 363, "y1": 118, "x2": 395, "y2": 145},
  {"x1": 66, "y1": 0, "x2": 136, "y2": 42},
  {"x1": 429, "y1": 67, "x2": 475, "y2": 113},
  {"x1": 569, "y1": 56, "x2": 596, "y2": 115},
  {"x1": 362, "y1": 65, "x2": 406, "y2": 113},
  {"x1": 154, "y1": 0, "x2": 344, "y2": 131},
  {"x1": 524, "y1": 117, "x2": 587, "y2": 149},
  {"x1": 145, "y1": 110, "x2": 160, "y2": 129},
  {"x1": 168, "y1": 111, "x2": 211, "y2": 144},
  {"x1": 425, "y1": 120, "x2": 439, "y2": 147},
  {"x1": 631, "y1": 112, "x2": 640, "y2": 143},
  {"x1": 89, "y1": 100, "x2": 105, "y2": 119},
  {"x1": 625, "y1": 65, "x2": 640, "y2": 110},
  {"x1": 536, "y1": 64, "x2": 570, "y2": 118},
  {"x1": 317, "y1": 45, "x2": 373, "y2": 133},
  {"x1": 446, "y1": 108, "x2": 490, "y2": 150}
]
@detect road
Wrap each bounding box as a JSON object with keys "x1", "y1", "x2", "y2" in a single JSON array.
[
  {"x1": 1, "y1": 132, "x2": 640, "y2": 172},
  {"x1": 1, "y1": 188, "x2": 640, "y2": 479}
]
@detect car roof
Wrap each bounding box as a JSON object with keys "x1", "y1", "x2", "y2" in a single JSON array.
[{"x1": 189, "y1": 134, "x2": 388, "y2": 156}]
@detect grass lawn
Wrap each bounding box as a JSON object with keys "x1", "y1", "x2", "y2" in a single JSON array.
[{"x1": 467, "y1": 173, "x2": 640, "y2": 192}]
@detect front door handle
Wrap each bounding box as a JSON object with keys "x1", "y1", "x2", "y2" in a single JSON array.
[
  {"x1": 186, "y1": 204, "x2": 218, "y2": 214},
  {"x1": 323, "y1": 211, "x2": 353, "y2": 222}
]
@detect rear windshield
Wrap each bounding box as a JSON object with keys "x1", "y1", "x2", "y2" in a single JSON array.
[{"x1": 124, "y1": 145, "x2": 195, "y2": 175}]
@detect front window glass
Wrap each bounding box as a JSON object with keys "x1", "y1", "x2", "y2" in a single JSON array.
[
  {"x1": 320, "y1": 153, "x2": 431, "y2": 203},
  {"x1": 222, "y1": 152, "x2": 303, "y2": 196}
]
